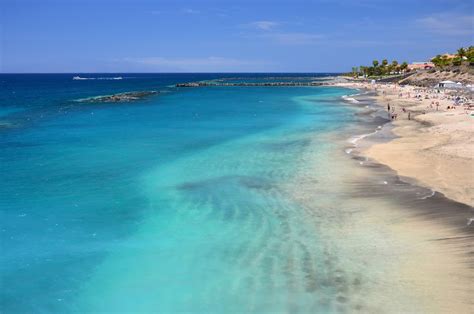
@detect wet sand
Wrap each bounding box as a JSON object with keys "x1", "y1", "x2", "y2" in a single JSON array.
[{"x1": 319, "y1": 87, "x2": 474, "y2": 313}]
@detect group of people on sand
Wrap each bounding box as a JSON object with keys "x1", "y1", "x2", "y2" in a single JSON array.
[
  {"x1": 374, "y1": 82, "x2": 472, "y2": 118},
  {"x1": 386, "y1": 103, "x2": 409, "y2": 121},
  {"x1": 387, "y1": 103, "x2": 397, "y2": 120},
  {"x1": 336, "y1": 80, "x2": 473, "y2": 117}
]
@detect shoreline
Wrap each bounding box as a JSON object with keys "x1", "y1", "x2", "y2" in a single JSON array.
[
  {"x1": 289, "y1": 113, "x2": 473, "y2": 312},
  {"x1": 336, "y1": 81, "x2": 474, "y2": 208},
  {"x1": 328, "y1": 88, "x2": 474, "y2": 312}
]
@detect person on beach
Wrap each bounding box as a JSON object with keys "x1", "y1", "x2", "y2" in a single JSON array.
[
  {"x1": 387, "y1": 104, "x2": 390, "y2": 111},
  {"x1": 408, "y1": 112, "x2": 411, "y2": 120}
]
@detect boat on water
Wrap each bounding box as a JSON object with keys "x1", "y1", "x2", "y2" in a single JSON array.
[{"x1": 72, "y1": 76, "x2": 123, "y2": 80}]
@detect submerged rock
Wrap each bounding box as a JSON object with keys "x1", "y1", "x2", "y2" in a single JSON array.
[
  {"x1": 0, "y1": 121, "x2": 15, "y2": 128},
  {"x1": 77, "y1": 91, "x2": 159, "y2": 103}
]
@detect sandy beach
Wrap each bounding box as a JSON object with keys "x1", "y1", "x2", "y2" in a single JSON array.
[
  {"x1": 337, "y1": 81, "x2": 474, "y2": 207},
  {"x1": 329, "y1": 80, "x2": 474, "y2": 313}
]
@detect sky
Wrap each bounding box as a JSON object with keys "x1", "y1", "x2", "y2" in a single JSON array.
[{"x1": 1, "y1": 0, "x2": 473, "y2": 73}]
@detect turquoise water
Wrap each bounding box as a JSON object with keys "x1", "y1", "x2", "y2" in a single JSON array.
[{"x1": 1, "y1": 74, "x2": 363, "y2": 313}]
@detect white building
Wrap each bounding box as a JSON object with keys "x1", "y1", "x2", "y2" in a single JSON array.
[{"x1": 437, "y1": 80, "x2": 458, "y2": 88}]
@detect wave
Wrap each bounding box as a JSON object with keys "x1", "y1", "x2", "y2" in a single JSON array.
[
  {"x1": 73, "y1": 76, "x2": 123, "y2": 80},
  {"x1": 419, "y1": 189, "x2": 436, "y2": 200},
  {"x1": 341, "y1": 95, "x2": 360, "y2": 103},
  {"x1": 348, "y1": 129, "x2": 379, "y2": 146}
]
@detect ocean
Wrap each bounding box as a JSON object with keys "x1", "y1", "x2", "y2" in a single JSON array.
[{"x1": 1, "y1": 74, "x2": 471, "y2": 313}]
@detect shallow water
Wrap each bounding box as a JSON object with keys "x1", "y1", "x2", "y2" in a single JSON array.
[{"x1": 1, "y1": 74, "x2": 472, "y2": 313}]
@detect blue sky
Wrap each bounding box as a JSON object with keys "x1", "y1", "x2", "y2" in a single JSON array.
[{"x1": 1, "y1": 0, "x2": 473, "y2": 72}]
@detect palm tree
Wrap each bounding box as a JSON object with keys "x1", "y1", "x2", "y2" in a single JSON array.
[
  {"x1": 351, "y1": 67, "x2": 359, "y2": 77},
  {"x1": 389, "y1": 60, "x2": 398, "y2": 74},
  {"x1": 400, "y1": 62, "x2": 408, "y2": 72},
  {"x1": 467, "y1": 46, "x2": 474, "y2": 64},
  {"x1": 367, "y1": 66, "x2": 375, "y2": 76},
  {"x1": 457, "y1": 48, "x2": 466, "y2": 59},
  {"x1": 378, "y1": 59, "x2": 388, "y2": 75},
  {"x1": 372, "y1": 60, "x2": 379, "y2": 68}
]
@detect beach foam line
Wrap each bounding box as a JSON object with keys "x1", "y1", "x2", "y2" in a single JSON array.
[
  {"x1": 348, "y1": 129, "x2": 379, "y2": 146},
  {"x1": 419, "y1": 189, "x2": 436, "y2": 200}
]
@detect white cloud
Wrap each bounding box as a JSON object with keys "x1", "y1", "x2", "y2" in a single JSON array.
[
  {"x1": 115, "y1": 57, "x2": 269, "y2": 72},
  {"x1": 183, "y1": 8, "x2": 201, "y2": 14},
  {"x1": 259, "y1": 32, "x2": 324, "y2": 45},
  {"x1": 416, "y1": 13, "x2": 473, "y2": 35},
  {"x1": 240, "y1": 21, "x2": 324, "y2": 45},
  {"x1": 248, "y1": 21, "x2": 279, "y2": 31}
]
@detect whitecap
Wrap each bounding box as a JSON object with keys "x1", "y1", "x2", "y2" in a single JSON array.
[{"x1": 341, "y1": 95, "x2": 360, "y2": 104}]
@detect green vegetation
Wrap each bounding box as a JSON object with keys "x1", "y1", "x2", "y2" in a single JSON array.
[
  {"x1": 347, "y1": 59, "x2": 408, "y2": 78},
  {"x1": 346, "y1": 46, "x2": 473, "y2": 78},
  {"x1": 467, "y1": 46, "x2": 474, "y2": 64},
  {"x1": 430, "y1": 46, "x2": 473, "y2": 68}
]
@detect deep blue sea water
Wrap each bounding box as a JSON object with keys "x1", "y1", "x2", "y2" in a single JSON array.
[{"x1": 0, "y1": 74, "x2": 371, "y2": 313}]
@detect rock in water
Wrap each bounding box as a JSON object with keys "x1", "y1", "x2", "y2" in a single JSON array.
[{"x1": 78, "y1": 91, "x2": 159, "y2": 103}]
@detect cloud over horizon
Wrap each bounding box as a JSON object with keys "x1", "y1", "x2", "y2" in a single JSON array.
[
  {"x1": 113, "y1": 56, "x2": 271, "y2": 72},
  {"x1": 416, "y1": 13, "x2": 473, "y2": 36}
]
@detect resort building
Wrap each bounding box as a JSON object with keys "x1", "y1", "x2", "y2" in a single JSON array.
[
  {"x1": 407, "y1": 62, "x2": 435, "y2": 71},
  {"x1": 440, "y1": 53, "x2": 457, "y2": 59}
]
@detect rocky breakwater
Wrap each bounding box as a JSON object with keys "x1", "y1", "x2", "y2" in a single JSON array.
[
  {"x1": 176, "y1": 81, "x2": 326, "y2": 87},
  {"x1": 77, "y1": 91, "x2": 159, "y2": 103}
]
